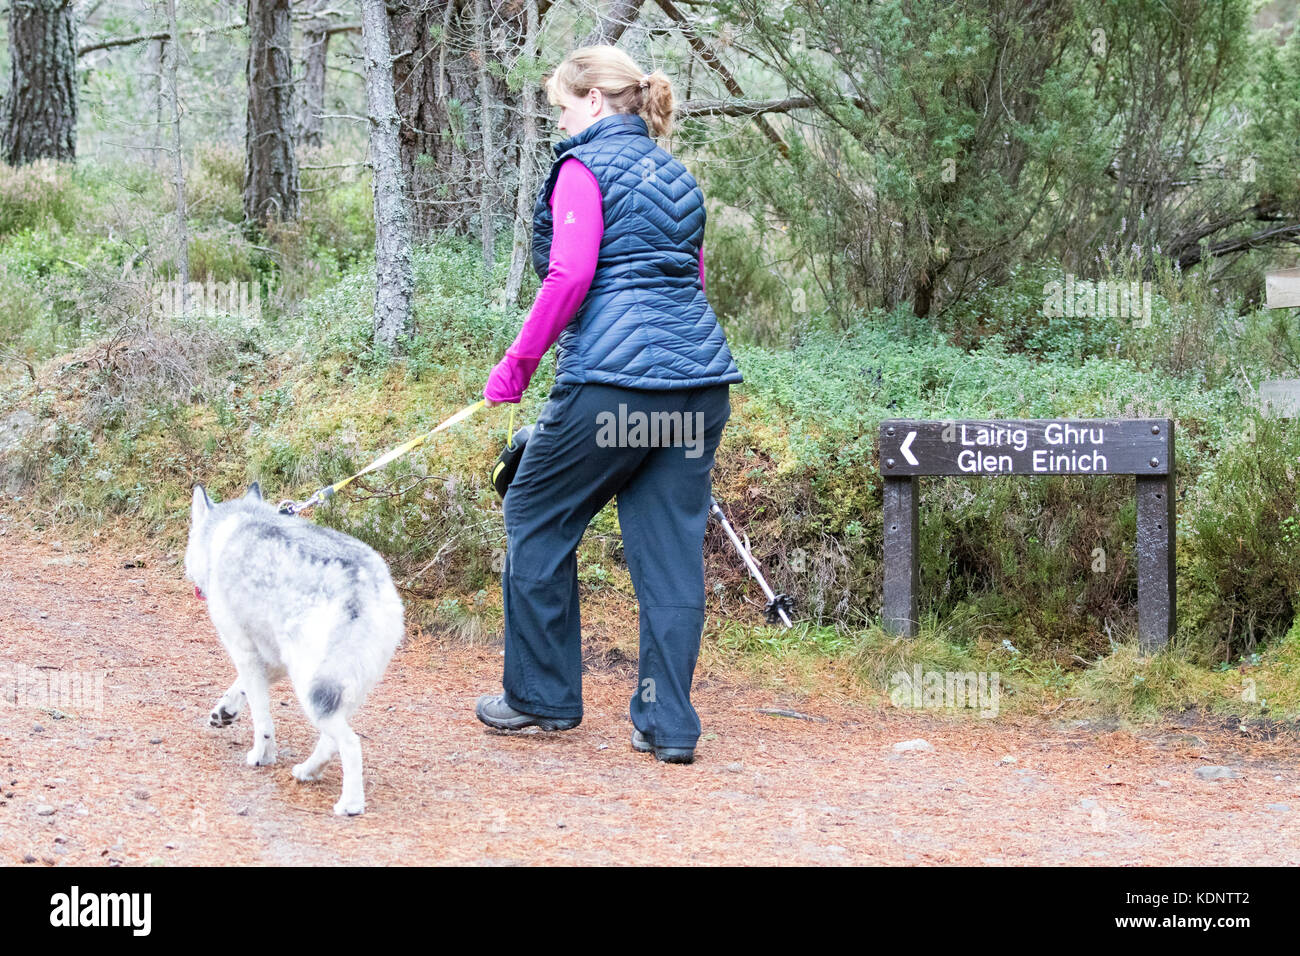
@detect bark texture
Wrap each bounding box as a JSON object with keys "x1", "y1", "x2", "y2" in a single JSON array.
[
  {"x1": 388, "y1": 0, "x2": 536, "y2": 239},
  {"x1": 2, "y1": 0, "x2": 78, "y2": 165},
  {"x1": 297, "y1": 0, "x2": 330, "y2": 149},
  {"x1": 243, "y1": 0, "x2": 299, "y2": 224},
  {"x1": 362, "y1": 0, "x2": 414, "y2": 348}
]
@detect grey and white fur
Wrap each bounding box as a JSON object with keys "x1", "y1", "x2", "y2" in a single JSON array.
[{"x1": 184, "y1": 481, "x2": 404, "y2": 815}]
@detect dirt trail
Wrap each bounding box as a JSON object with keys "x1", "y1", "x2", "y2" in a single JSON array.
[{"x1": 1, "y1": 526, "x2": 1297, "y2": 866}]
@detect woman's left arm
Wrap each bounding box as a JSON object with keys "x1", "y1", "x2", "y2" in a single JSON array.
[{"x1": 484, "y1": 158, "x2": 604, "y2": 404}]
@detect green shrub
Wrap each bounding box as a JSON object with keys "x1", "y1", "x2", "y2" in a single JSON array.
[
  {"x1": 943, "y1": 259, "x2": 1127, "y2": 361},
  {"x1": 0, "y1": 160, "x2": 79, "y2": 236},
  {"x1": 186, "y1": 144, "x2": 244, "y2": 224},
  {"x1": 300, "y1": 167, "x2": 375, "y2": 268},
  {"x1": 697, "y1": 208, "x2": 821, "y2": 347},
  {"x1": 1181, "y1": 407, "x2": 1300, "y2": 661},
  {"x1": 186, "y1": 231, "x2": 260, "y2": 284}
]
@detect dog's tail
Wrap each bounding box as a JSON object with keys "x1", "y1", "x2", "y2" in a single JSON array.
[{"x1": 303, "y1": 582, "x2": 403, "y2": 724}]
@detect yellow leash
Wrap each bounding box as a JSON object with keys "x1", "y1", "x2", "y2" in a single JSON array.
[{"x1": 277, "y1": 399, "x2": 489, "y2": 515}]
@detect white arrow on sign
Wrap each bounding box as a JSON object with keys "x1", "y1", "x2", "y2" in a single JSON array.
[{"x1": 900, "y1": 430, "x2": 918, "y2": 466}]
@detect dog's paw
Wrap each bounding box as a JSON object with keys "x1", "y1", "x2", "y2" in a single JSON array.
[
  {"x1": 292, "y1": 761, "x2": 322, "y2": 782},
  {"x1": 245, "y1": 745, "x2": 277, "y2": 767},
  {"x1": 334, "y1": 797, "x2": 365, "y2": 816},
  {"x1": 209, "y1": 705, "x2": 239, "y2": 728}
]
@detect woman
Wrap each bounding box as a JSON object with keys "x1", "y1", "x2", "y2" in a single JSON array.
[{"x1": 475, "y1": 45, "x2": 743, "y2": 764}]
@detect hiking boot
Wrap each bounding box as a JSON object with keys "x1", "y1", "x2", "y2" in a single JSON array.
[
  {"x1": 475, "y1": 694, "x2": 580, "y2": 731},
  {"x1": 630, "y1": 728, "x2": 695, "y2": 764}
]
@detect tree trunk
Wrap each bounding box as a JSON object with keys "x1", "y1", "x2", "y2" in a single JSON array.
[
  {"x1": 504, "y1": 0, "x2": 540, "y2": 308},
  {"x1": 474, "y1": 0, "x2": 496, "y2": 278},
  {"x1": 297, "y1": 0, "x2": 329, "y2": 149},
  {"x1": 362, "y1": 0, "x2": 414, "y2": 348},
  {"x1": 243, "y1": 0, "x2": 299, "y2": 225},
  {"x1": 912, "y1": 268, "x2": 934, "y2": 319},
  {"x1": 164, "y1": 0, "x2": 190, "y2": 315},
  {"x1": 2, "y1": 0, "x2": 78, "y2": 165},
  {"x1": 583, "y1": 0, "x2": 646, "y2": 46},
  {"x1": 150, "y1": 37, "x2": 164, "y2": 170},
  {"x1": 388, "y1": 0, "x2": 536, "y2": 241}
]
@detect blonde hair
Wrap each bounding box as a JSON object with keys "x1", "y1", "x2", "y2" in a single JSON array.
[{"x1": 544, "y1": 45, "x2": 675, "y2": 139}]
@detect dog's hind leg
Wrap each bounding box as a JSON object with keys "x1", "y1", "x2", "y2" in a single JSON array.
[
  {"x1": 292, "y1": 733, "x2": 337, "y2": 782},
  {"x1": 237, "y1": 656, "x2": 277, "y2": 767},
  {"x1": 208, "y1": 678, "x2": 246, "y2": 727},
  {"x1": 319, "y1": 712, "x2": 364, "y2": 816}
]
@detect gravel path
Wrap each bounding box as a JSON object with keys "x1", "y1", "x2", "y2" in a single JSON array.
[{"x1": 2, "y1": 527, "x2": 1297, "y2": 865}]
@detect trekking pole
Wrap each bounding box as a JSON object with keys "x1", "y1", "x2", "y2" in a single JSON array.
[{"x1": 709, "y1": 496, "x2": 794, "y2": 629}]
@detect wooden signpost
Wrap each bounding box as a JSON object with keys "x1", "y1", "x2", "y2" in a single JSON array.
[
  {"x1": 1265, "y1": 268, "x2": 1300, "y2": 310},
  {"x1": 879, "y1": 418, "x2": 1175, "y2": 652}
]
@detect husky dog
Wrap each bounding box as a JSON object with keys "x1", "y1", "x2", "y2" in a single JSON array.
[{"x1": 184, "y1": 482, "x2": 404, "y2": 815}]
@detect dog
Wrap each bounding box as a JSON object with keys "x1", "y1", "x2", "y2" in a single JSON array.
[{"x1": 184, "y1": 481, "x2": 404, "y2": 815}]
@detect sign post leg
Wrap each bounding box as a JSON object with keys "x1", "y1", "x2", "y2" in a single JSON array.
[
  {"x1": 1136, "y1": 468, "x2": 1176, "y2": 652},
  {"x1": 882, "y1": 475, "x2": 919, "y2": 636}
]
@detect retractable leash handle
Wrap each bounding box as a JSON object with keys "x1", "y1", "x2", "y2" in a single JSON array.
[{"x1": 709, "y1": 496, "x2": 795, "y2": 629}]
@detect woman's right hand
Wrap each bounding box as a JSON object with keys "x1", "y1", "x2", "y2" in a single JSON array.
[{"x1": 484, "y1": 351, "x2": 539, "y2": 405}]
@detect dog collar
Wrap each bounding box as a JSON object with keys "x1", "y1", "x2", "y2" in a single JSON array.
[{"x1": 194, "y1": 585, "x2": 206, "y2": 601}]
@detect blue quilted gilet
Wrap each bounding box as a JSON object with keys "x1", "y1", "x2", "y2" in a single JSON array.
[{"x1": 530, "y1": 113, "x2": 743, "y2": 389}]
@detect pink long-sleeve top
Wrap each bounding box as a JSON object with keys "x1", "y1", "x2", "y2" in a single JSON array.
[{"x1": 483, "y1": 156, "x2": 707, "y2": 403}]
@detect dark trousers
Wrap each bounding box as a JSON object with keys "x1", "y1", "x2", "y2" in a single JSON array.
[{"x1": 500, "y1": 380, "x2": 731, "y2": 749}]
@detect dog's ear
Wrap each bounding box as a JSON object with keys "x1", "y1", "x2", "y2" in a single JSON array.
[
  {"x1": 191, "y1": 483, "x2": 213, "y2": 521},
  {"x1": 245, "y1": 481, "x2": 262, "y2": 502}
]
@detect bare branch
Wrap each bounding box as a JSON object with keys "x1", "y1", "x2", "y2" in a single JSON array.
[
  {"x1": 677, "y1": 95, "x2": 816, "y2": 118},
  {"x1": 1175, "y1": 220, "x2": 1300, "y2": 270},
  {"x1": 79, "y1": 21, "x2": 245, "y2": 57},
  {"x1": 654, "y1": 0, "x2": 789, "y2": 155}
]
